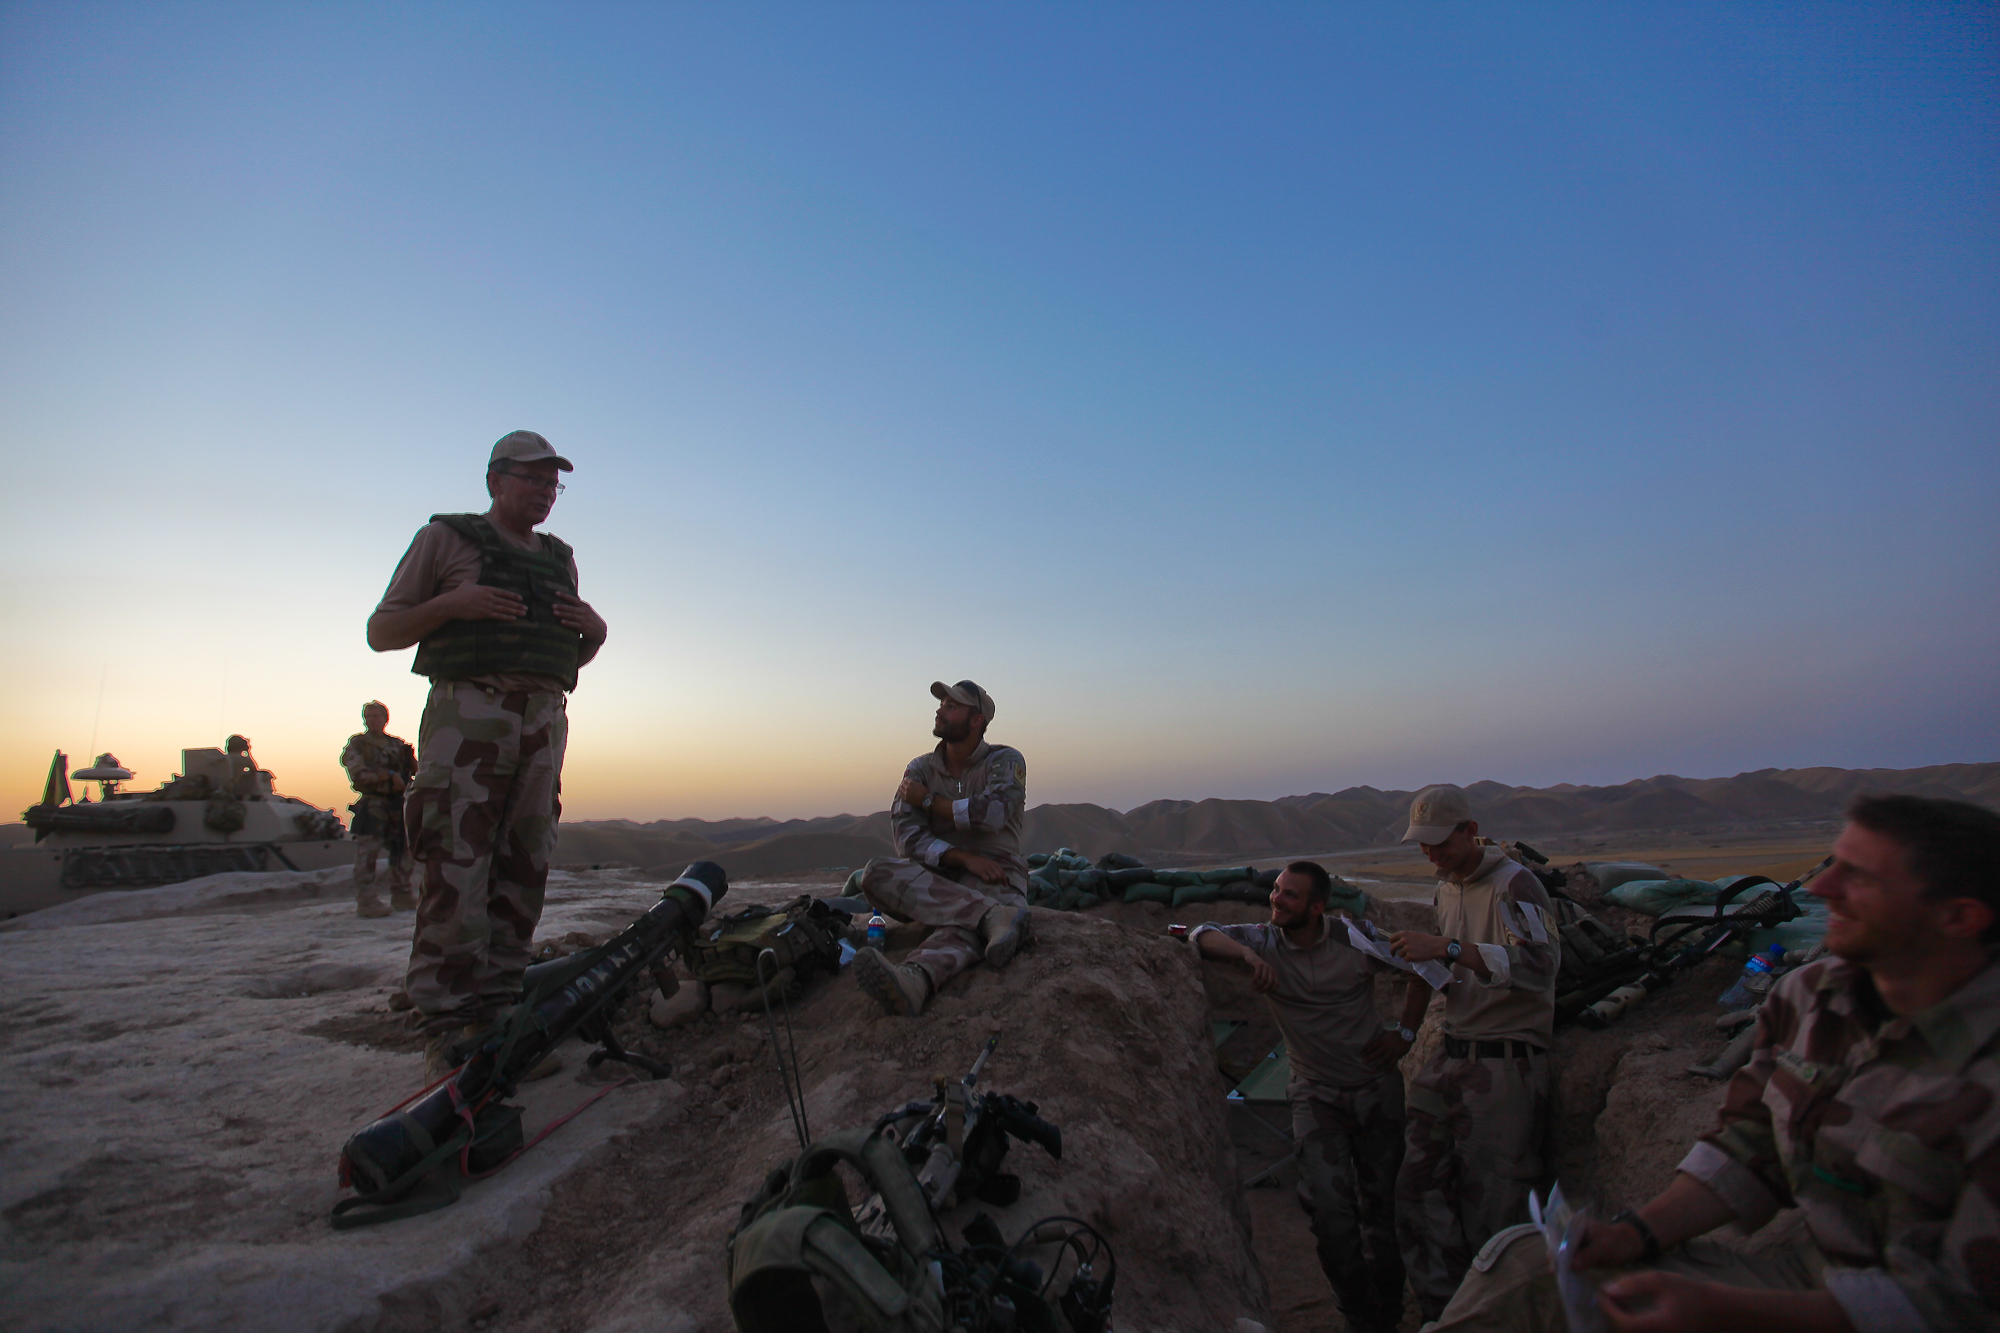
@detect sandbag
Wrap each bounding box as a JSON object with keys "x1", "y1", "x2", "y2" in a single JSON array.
[
  {"x1": 1153, "y1": 869, "x2": 1203, "y2": 888},
  {"x1": 1026, "y1": 853, "x2": 1050, "y2": 869},
  {"x1": 1106, "y1": 866, "x2": 1154, "y2": 890},
  {"x1": 1218, "y1": 880, "x2": 1269, "y2": 903},
  {"x1": 1253, "y1": 867, "x2": 1281, "y2": 888},
  {"x1": 1123, "y1": 882, "x2": 1172, "y2": 904},
  {"x1": 1604, "y1": 877, "x2": 1719, "y2": 916},
  {"x1": 1585, "y1": 862, "x2": 1672, "y2": 893},
  {"x1": 1201, "y1": 866, "x2": 1254, "y2": 884},
  {"x1": 1096, "y1": 852, "x2": 1145, "y2": 871},
  {"x1": 1074, "y1": 892, "x2": 1102, "y2": 910},
  {"x1": 1172, "y1": 884, "x2": 1223, "y2": 908}
]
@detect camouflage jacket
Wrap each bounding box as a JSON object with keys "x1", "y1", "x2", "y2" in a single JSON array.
[
  {"x1": 340, "y1": 731, "x2": 416, "y2": 798},
  {"x1": 890, "y1": 741, "x2": 1028, "y2": 892},
  {"x1": 1681, "y1": 951, "x2": 2000, "y2": 1330}
]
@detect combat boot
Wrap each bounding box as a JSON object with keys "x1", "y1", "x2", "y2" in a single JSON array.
[
  {"x1": 389, "y1": 888, "x2": 417, "y2": 912},
  {"x1": 853, "y1": 947, "x2": 931, "y2": 1016},
  {"x1": 979, "y1": 903, "x2": 1032, "y2": 969},
  {"x1": 423, "y1": 1032, "x2": 460, "y2": 1082},
  {"x1": 356, "y1": 895, "x2": 392, "y2": 919}
]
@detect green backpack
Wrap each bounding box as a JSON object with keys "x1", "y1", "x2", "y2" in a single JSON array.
[
  {"x1": 727, "y1": 1127, "x2": 947, "y2": 1332},
  {"x1": 687, "y1": 895, "x2": 849, "y2": 991}
]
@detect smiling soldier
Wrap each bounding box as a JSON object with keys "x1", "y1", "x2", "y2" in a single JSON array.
[{"x1": 1194, "y1": 862, "x2": 1412, "y2": 1333}]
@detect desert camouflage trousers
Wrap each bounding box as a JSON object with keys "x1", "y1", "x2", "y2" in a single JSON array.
[
  {"x1": 403, "y1": 682, "x2": 567, "y2": 1036},
  {"x1": 1421, "y1": 1223, "x2": 1820, "y2": 1332},
  {"x1": 1293, "y1": 1071, "x2": 1408, "y2": 1331},
  {"x1": 352, "y1": 835, "x2": 412, "y2": 900},
  {"x1": 1398, "y1": 1046, "x2": 1556, "y2": 1321},
  {"x1": 860, "y1": 856, "x2": 1025, "y2": 992}
]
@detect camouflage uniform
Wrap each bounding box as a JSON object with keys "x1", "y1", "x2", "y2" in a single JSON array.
[
  {"x1": 402, "y1": 683, "x2": 567, "y2": 1035},
  {"x1": 1424, "y1": 951, "x2": 2000, "y2": 1331},
  {"x1": 339, "y1": 729, "x2": 416, "y2": 909},
  {"x1": 1397, "y1": 849, "x2": 1561, "y2": 1322},
  {"x1": 860, "y1": 741, "x2": 1027, "y2": 992}
]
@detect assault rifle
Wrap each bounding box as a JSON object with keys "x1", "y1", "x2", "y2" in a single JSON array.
[
  {"x1": 332, "y1": 862, "x2": 727, "y2": 1225},
  {"x1": 1556, "y1": 863, "x2": 1823, "y2": 1030}
]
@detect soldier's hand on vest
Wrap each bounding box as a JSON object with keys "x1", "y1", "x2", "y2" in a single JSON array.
[
  {"x1": 437, "y1": 582, "x2": 526, "y2": 621},
  {"x1": 553, "y1": 593, "x2": 606, "y2": 643},
  {"x1": 896, "y1": 777, "x2": 931, "y2": 808}
]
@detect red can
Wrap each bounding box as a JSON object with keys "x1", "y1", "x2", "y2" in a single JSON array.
[{"x1": 1167, "y1": 923, "x2": 1188, "y2": 939}]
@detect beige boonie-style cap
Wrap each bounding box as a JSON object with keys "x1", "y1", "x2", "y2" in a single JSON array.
[
  {"x1": 931, "y1": 679, "x2": 996, "y2": 723},
  {"x1": 1402, "y1": 784, "x2": 1473, "y2": 845},
  {"x1": 490, "y1": 430, "x2": 574, "y2": 472}
]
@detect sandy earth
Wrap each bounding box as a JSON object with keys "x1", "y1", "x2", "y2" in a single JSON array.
[{"x1": 1, "y1": 847, "x2": 1817, "y2": 1333}]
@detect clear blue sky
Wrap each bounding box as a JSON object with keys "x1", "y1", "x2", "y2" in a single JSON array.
[{"x1": 3, "y1": 3, "x2": 1994, "y2": 819}]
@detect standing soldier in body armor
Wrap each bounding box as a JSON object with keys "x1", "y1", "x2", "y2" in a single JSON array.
[
  {"x1": 365, "y1": 431, "x2": 607, "y2": 1079},
  {"x1": 340, "y1": 701, "x2": 416, "y2": 918}
]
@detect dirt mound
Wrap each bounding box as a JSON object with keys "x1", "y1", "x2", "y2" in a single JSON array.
[{"x1": 472, "y1": 907, "x2": 1271, "y2": 1332}]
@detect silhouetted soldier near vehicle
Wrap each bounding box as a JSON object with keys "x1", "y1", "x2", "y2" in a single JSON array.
[
  {"x1": 366, "y1": 430, "x2": 606, "y2": 1079},
  {"x1": 340, "y1": 701, "x2": 416, "y2": 919}
]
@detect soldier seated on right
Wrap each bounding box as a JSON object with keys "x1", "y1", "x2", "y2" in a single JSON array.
[
  {"x1": 850, "y1": 680, "x2": 1032, "y2": 1018},
  {"x1": 1424, "y1": 793, "x2": 2000, "y2": 1333}
]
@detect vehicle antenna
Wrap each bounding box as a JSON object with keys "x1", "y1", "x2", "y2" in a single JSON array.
[{"x1": 86, "y1": 662, "x2": 107, "y2": 762}]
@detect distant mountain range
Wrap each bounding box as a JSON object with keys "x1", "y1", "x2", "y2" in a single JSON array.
[{"x1": 555, "y1": 761, "x2": 1999, "y2": 879}]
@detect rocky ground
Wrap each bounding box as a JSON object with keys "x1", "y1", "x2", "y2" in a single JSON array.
[{"x1": 0, "y1": 861, "x2": 1803, "y2": 1333}]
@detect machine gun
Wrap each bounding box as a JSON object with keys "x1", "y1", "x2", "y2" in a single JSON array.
[
  {"x1": 1555, "y1": 863, "x2": 1823, "y2": 1029},
  {"x1": 812, "y1": 1040, "x2": 1120, "y2": 1328},
  {"x1": 870, "y1": 1035, "x2": 1064, "y2": 1211},
  {"x1": 332, "y1": 862, "x2": 727, "y2": 1225}
]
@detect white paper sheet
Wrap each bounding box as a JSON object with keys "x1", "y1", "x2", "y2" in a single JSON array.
[{"x1": 1344, "y1": 918, "x2": 1453, "y2": 990}]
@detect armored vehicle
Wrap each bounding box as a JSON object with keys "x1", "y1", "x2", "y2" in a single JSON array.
[{"x1": 5, "y1": 746, "x2": 352, "y2": 918}]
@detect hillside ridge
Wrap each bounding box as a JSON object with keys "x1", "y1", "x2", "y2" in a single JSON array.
[{"x1": 554, "y1": 761, "x2": 2000, "y2": 878}]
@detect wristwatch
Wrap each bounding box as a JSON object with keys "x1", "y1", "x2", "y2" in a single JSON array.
[
  {"x1": 1445, "y1": 939, "x2": 1462, "y2": 963},
  {"x1": 1389, "y1": 1024, "x2": 1417, "y2": 1043},
  {"x1": 1610, "y1": 1209, "x2": 1662, "y2": 1263}
]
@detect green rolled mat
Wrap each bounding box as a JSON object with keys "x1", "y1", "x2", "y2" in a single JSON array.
[
  {"x1": 1026, "y1": 853, "x2": 1050, "y2": 868},
  {"x1": 1123, "y1": 882, "x2": 1172, "y2": 904},
  {"x1": 842, "y1": 867, "x2": 866, "y2": 897},
  {"x1": 1074, "y1": 893, "x2": 1102, "y2": 910},
  {"x1": 1253, "y1": 867, "x2": 1281, "y2": 888},
  {"x1": 1154, "y1": 869, "x2": 1202, "y2": 888},
  {"x1": 1201, "y1": 866, "x2": 1255, "y2": 884},
  {"x1": 1328, "y1": 887, "x2": 1368, "y2": 917},
  {"x1": 1106, "y1": 866, "x2": 1154, "y2": 889},
  {"x1": 1097, "y1": 852, "x2": 1145, "y2": 871}
]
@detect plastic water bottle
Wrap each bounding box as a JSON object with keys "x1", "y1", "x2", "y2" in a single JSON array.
[
  {"x1": 867, "y1": 913, "x2": 887, "y2": 950},
  {"x1": 1718, "y1": 945, "x2": 1784, "y2": 1009}
]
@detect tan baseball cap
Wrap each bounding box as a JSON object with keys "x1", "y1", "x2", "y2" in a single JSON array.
[
  {"x1": 490, "y1": 429, "x2": 573, "y2": 472},
  {"x1": 931, "y1": 679, "x2": 996, "y2": 723},
  {"x1": 1402, "y1": 784, "x2": 1473, "y2": 845}
]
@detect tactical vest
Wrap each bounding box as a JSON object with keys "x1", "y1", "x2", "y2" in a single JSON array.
[
  {"x1": 410, "y1": 513, "x2": 582, "y2": 691},
  {"x1": 688, "y1": 896, "x2": 849, "y2": 991},
  {"x1": 727, "y1": 1127, "x2": 947, "y2": 1332}
]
